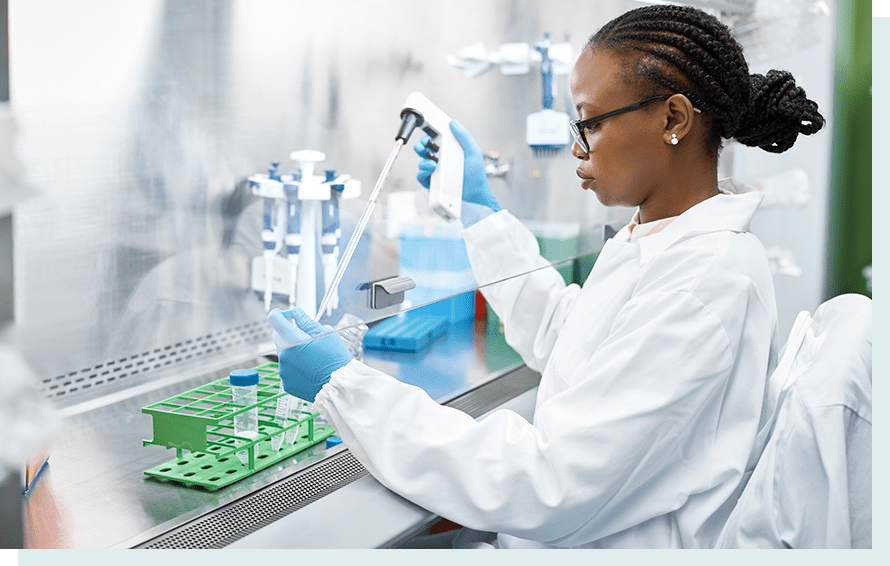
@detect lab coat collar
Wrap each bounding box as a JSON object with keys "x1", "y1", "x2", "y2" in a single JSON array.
[{"x1": 631, "y1": 178, "x2": 764, "y2": 265}]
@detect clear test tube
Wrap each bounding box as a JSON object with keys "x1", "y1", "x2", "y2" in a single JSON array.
[
  {"x1": 334, "y1": 312, "x2": 369, "y2": 361},
  {"x1": 285, "y1": 397, "x2": 306, "y2": 446},
  {"x1": 229, "y1": 369, "x2": 260, "y2": 466}
]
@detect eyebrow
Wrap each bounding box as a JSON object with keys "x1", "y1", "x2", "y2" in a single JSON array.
[{"x1": 575, "y1": 101, "x2": 598, "y2": 115}]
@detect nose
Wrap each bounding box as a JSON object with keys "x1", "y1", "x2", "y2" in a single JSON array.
[{"x1": 571, "y1": 140, "x2": 588, "y2": 160}]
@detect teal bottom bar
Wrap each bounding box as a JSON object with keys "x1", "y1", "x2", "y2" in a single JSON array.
[{"x1": 144, "y1": 423, "x2": 336, "y2": 490}]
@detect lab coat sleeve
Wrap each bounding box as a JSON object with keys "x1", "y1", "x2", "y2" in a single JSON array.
[
  {"x1": 462, "y1": 210, "x2": 582, "y2": 371},
  {"x1": 314, "y1": 288, "x2": 736, "y2": 546}
]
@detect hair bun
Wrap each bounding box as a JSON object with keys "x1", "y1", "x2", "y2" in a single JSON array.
[{"x1": 733, "y1": 70, "x2": 825, "y2": 153}]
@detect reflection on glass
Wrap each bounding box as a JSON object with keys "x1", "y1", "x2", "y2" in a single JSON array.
[{"x1": 14, "y1": 0, "x2": 617, "y2": 406}]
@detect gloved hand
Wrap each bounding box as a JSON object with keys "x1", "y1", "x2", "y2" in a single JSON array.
[
  {"x1": 267, "y1": 307, "x2": 353, "y2": 402},
  {"x1": 415, "y1": 119, "x2": 501, "y2": 225}
]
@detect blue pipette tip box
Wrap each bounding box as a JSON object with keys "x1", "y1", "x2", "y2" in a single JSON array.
[{"x1": 363, "y1": 314, "x2": 448, "y2": 353}]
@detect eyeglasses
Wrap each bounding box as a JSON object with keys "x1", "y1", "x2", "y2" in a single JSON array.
[{"x1": 569, "y1": 95, "x2": 669, "y2": 153}]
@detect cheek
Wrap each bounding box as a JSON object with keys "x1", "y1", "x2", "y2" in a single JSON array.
[
  {"x1": 642, "y1": 136, "x2": 671, "y2": 159},
  {"x1": 590, "y1": 136, "x2": 636, "y2": 179},
  {"x1": 595, "y1": 131, "x2": 666, "y2": 178},
  {"x1": 590, "y1": 126, "x2": 636, "y2": 157},
  {"x1": 586, "y1": 134, "x2": 654, "y2": 205},
  {"x1": 588, "y1": 153, "x2": 635, "y2": 203}
]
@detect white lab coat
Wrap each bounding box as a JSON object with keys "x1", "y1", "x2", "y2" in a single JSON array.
[
  {"x1": 314, "y1": 178, "x2": 779, "y2": 548},
  {"x1": 715, "y1": 294, "x2": 872, "y2": 548}
]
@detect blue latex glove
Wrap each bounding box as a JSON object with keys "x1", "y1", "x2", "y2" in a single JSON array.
[
  {"x1": 267, "y1": 307, "x2": 353, "y2": 402},
  {"x1": 415, "y1": 119, "x2": 501, "y2": 226}
]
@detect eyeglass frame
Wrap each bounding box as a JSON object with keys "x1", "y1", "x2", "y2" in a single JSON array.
[{"x1": 569, "y1": 95, "x2": 690, "y2": 153}]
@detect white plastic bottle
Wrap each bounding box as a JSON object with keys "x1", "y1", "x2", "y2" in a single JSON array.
[{"x1": 229, "y1": 369, "x2": 260, "y2": 466}]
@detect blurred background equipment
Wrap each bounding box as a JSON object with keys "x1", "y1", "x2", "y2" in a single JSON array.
[{"x1": 2, "y1": 0, "x2": 58, "y2": 545}]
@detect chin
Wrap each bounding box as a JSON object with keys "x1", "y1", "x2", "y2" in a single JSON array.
[
  {"x1": 593, "y1": 191, "x2": 617, "y2": 207},
  {"x1": 592, "y1": 187, "x2": 634, "y2": 209}
]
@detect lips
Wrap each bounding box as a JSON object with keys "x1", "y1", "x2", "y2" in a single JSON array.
[{"x1": 576, "y1": 169, "x2": 596, "y2": 190}]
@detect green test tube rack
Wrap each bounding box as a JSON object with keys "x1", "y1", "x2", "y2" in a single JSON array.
[{"x1": 141, "y1": 362, "x2": 335, "y2": 490}]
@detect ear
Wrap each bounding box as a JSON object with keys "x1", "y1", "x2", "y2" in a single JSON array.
[{"x1": 663, "y1": 94, "x2": 695, "y2": 145}]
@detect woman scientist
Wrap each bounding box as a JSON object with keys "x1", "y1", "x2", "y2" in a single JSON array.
[{"x1": 267, "y1": 4, "x2": 824, "y2": 548}]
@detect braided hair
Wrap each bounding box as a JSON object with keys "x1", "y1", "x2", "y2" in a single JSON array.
[{"x1": 588, "y1": 4, "x2": 824, "y2": 155}]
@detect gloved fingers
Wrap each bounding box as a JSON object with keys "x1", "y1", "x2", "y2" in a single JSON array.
[
  {"x1": 267, "y1": 308, "x2": 311, "y2": 348},
  {"x1": 417, "y1": 158, "x2": 437, "y2": 174},
  {"x1": 416, "y1": 157, "x2": 436, "y2": 189},
  {"x1": 413, "y1": 135, "x2": 434, "y2": 157},
  {"x1": 449, "y1": 119, "x2": 483, "y2": 157},
  {"x1": 285, "y1": 307, "x2": 330, "y2": 338},
  {"x1": 271, "y1": 329, "x2": 294, "y2": 352},
  {"x1": 416, "y1": 171, "x2": 430, "y2": 189}
]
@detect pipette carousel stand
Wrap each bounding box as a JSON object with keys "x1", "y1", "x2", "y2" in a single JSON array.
[{"x1": 247, "y1": 150, "x2": 361, "y2": 318}]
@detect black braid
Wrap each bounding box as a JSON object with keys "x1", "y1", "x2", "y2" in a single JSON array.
[
  {"x1": 588, "y1": 4, "x2": 824, "y2": 155},
  {"x1": 736, "y1": 70, "x2": 825, "y2": 153}
]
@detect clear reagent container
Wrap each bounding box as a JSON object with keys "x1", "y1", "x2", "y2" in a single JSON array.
[
  {"x1": 334, "y1": 312, "x2": 369, "y2": 361},
  {"x1": 229, "y1": 369, "x2": 260, "y2": 466},
  {"x1": 285, "y1": 397, "x2": 307, "y2": 446}
]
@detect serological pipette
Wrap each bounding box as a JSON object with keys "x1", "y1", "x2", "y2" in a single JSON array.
[
  {"x1": 316, "y1": 93, "x2": 464, "y2": 320},
  {"x1": 270, "y1": 96, "x2": 456, "y2": 451},
  {"x1": 315, "y1": 107, "x2": 422, "y2": 320}
]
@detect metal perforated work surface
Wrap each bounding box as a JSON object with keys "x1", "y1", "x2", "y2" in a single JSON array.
[
  {"x1": 40, "y1": 321, "x2": 268, "y2": 399},
  {"x1": 133, "y1": 365, "x2": 540, "y2": 549},
  {"x1": 137, "y1": 450, "x2": 368, "y2": 549}
]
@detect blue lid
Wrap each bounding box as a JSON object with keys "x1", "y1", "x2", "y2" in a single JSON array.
[
  {"x1": 268, "y1": 162, "x2": 281, "y2": 181},
  {"x1": 326, "y1": 436, "x2": 343, "y2": 449},
  {"x1": 229, "y1": 369, "x2": 259, "y2": 386}
]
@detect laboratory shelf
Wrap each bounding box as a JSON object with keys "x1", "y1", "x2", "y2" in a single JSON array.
[{"x1": 142, "y1": 362, "x2": 335, "y2": 490}]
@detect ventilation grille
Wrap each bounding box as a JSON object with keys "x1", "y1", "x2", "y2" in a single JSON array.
[
  {"x1": 41, "y1": 321, "x2": 269, "y2": 398},
  {"x1": 138, "y1": 451, "x2": 369, "y2": 549},
  {"x1": 135, "y1": 365, "x2": 541, "y2": 549}
]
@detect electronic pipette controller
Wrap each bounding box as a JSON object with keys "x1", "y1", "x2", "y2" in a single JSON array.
[{"x1": 396, "y1": 92, "x2": 464, "y2": 222}]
